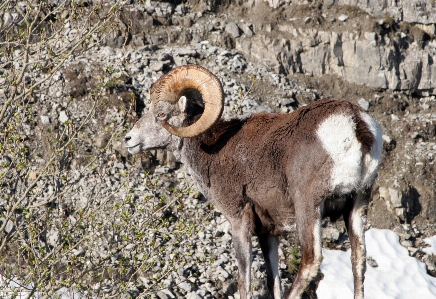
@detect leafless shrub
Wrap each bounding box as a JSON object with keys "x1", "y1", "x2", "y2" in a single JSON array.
[{"x1": 0, "y1": 1, "x2": 203, "y2": 298}]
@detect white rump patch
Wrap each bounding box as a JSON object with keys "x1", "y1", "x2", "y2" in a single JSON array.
[
  {"x1": 359, "y1": 112, "x2": 383, "y2": 188},
  {"x1": 317, "y1": 114, "x2": 362, "y2": 194}
]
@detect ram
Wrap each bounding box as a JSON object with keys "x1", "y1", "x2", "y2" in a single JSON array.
[{"x1": 124, "y1": 65, "x2": 382, "y2": 299}]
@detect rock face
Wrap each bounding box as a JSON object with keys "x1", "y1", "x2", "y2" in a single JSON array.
[
  {"x1": 265, "y1": 0, "x2": 436, "y2": 24},
  {"x1": 104, "y1": 0, "x2": 436, "y2": 95},
  {"x1": 29, "y1": 0, "x2": 434, "y2": 229},
  {"x1": 232, "y1": 2, "x2": 436, "y2": 95}
]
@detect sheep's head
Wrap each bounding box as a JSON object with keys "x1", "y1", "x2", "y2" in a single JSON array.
[{"x1": 124, "y1": 65, "x2": 224, "y2": 154}]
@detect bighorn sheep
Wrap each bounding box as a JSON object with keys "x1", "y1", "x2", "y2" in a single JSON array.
[{"x1": 124, "y1": 65, "x2": 382, "y2": 299}]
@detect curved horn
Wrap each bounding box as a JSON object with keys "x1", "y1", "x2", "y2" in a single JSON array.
[{"x1": 150, "y1": 64, "x2": 224, "y2": 138}]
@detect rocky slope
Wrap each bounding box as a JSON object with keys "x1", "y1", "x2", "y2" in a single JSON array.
[
  {"x1": 99, "y1": 0, "x2": 436, "y2": 232},
  {"x1": 1, "y1": 0, "x2": 436, "y2": 298}
]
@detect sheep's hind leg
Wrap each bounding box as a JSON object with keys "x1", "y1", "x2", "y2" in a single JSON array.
[
  {"x1": 286, "y1": 204, "x2": 322, "y2": 299},
  {"x1": 345, "y1": 190, "x2": 369, "y2": 299},
  {"x1": 259, "y1": 233, "x2": 282, "y2": 298}
]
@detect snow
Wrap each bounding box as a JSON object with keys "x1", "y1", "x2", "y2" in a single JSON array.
[
  {"x1": 318, "y1": 228, "x2": 436, "y2": 299},
  {"x1": 424, "y1": 235, "x2": 436, "y2": 255}
]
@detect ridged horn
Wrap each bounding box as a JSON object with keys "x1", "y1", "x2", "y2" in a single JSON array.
[{"x1": 150, "y1": 64, "x2": 224, "y2": 138}]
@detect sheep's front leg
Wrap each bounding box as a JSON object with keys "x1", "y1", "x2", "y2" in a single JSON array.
[
  {"x1": 259, "y1": 233, "x2": 282, "y2": 298},
  {"x1": 232, "y1": 205, "x2": 253, "y2": 299}
]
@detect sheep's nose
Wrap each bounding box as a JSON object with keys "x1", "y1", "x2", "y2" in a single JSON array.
[{"x1": 124, "y1": 135, "x2": 132, "y2": 144}]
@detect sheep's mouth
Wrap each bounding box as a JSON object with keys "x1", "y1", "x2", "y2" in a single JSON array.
[{"x1": 127, "y1": 144, "x2": 141, "y2": 154}]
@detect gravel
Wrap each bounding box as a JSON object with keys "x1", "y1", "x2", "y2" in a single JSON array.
[{"x1": 2, "y1": 1, "x2": 436, "y2": 298}]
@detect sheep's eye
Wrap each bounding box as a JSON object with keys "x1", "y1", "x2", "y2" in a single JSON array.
[{"x1": 157, "y1": 112, "x2": 166, "y2": 119}]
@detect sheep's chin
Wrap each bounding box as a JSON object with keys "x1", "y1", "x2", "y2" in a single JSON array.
[{"x1": 127, "y1": 144, "x2": 142, "y2": 154}]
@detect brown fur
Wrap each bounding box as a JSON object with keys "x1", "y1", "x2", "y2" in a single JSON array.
[{"x1": 181, "y1": 99, "x2": 370, "y2": 233}]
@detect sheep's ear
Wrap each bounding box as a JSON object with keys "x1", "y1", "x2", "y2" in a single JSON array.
[{"x1": 178, "y1": 96, "x2": 188, "y2": 113}]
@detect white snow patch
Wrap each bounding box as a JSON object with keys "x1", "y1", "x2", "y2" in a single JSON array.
[
  {"x1": 318, "y1": 228, "x2": 436, "y2": 299},
  {"x1": 424, "y1": 235, "x2": 436, "y2": 255}
]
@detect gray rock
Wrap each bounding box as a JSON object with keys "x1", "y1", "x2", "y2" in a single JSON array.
[
  {"x1": 158, "y1": 52, "x2": 173, "y2": 61},
  {"x1": 112, "y1": 140, "x2": 129, "y2": 157},
  {"x1": 358, "y1": 98, "x2": 370, "y2": 111},
  {"x1": 338, "y1": 14, "x2": 349, "y2": 22},
  {"x1": 401, "y1": 240, "x2": 413, "y2": 247},
  {"x1": 131, "y1": 35, "x2": 146, "y2": 47},
  {"x1": 2, "y1": 156, "x2": 12, "y2": 165},
  {"x1": 59, "y1": 110, "x2": 69, "y2": 123},
  {"x1": 379, "y1": 187, "x2": 402, "y2": 210},
  {"x1": 71, "y1": 246, "x2": 83, "y2": 256},
  {"x1": 179, "y1": 281, "x2": 192, "y2": 292},
  {"x1": 251, "y1": 261, "x2": 261, "y2": 271},
  {"x1": 239, "y1": 23, "x2": 254, "y2": 37},
  {"x1": 154, "y1": 166, "x2": 169, "y2": 174},
  {"x1": 366, "y1": 256, "x2": 378, "y2": 268},
  {"x1": 176, "y1": 48, "x2": 197, "y2": 57},
  {"x1": 280, "y1": 98, "x2": 294, "y2": 106},
  {"x1": 163, "y1": 278, "x2": 173, "y2": 288},
  {"x1": 177, "y1": 266, "x2": 186, "y2": 276},
  {"x1": 121, "y1": 8, "x2": 153, "y2": 35},
  {"x1": 216, "y1": 266, "x2": 229, "y2": 279},
  {"x1": 219, "y1": 50, "x2": 232, "y2": 56},
  {"x1": 3, "y1": 12, "x2": 14, "y2": 27},
  {"x1": 389, "y1": 188, "x2": 403, "y2": 208},
  {"x1": 424, "y1": 256, "x2": 436, "y2": 271},
  {"x1": 150, "y1": 62, "x2": 164, "y2": 72},
  {"x1": 364, "y1": 32, "x2": 377, "y2": 41},
  {"x1": 264, "y1": 0, "x2": 289, "y2": 9},
  {"x1": 40, "y1": 115, "x2": 51, "y2": 125},
  {"x1": 0, "y1": 218, "x2": 14, "y2": 234},
  {"x1": 114, "y1": 162, "x2": 124, "y2": 169},
  {"x1": 222, "y1": 280, "x2": 238, "y2": 295},
  {"x1": 162, "y1": 289, "x2": 176, "y2": 299},
  {"x1": 322, "y1": 226, "x2": 340, "y2": 242},
  {"x1": 225, "y1": 22, "x2": 241, "y2": 38},
  {"x1": 175, "y1": 4, "x2": 185, "y2": 15},
  {"x1": 100, "y1": 46, "x2": 116, "y2": 56},
  {"x1": 47, "y1": 228, "x2": 59, "y2": 247},
  {"x1": 187, "y1": 291, "x2": 202, "y2": 299},
  {"x1": 95, "y1": 134, "x2": 110, "y2": 149},
  {"x1": 391, "y1": 114, "x2": 400, "y2": 121},
  {"x1": 324, "y1": 0, "x2": 436, "y2": 24},
  {"x1": 174, "y1": 56, "x2": 187, "y2": 66},
  {"x1": 156, "y1": 291, "x2": 169, "y2": 299},
  {"x1": 395, "y1": 208, "x2": 406, "y2": 221},
  {"x1": 212, "y1": 257, "x2": 228, "y2": 267},
  {"x1": 53, "y1": 72, "x2": 62, "y2": 81},
  {"x1": 196, "y1": 289, "x2": 207, "y2": 297},
  {"x1": 232, "y1": 56, "x2": 245, "y2": 69}
]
